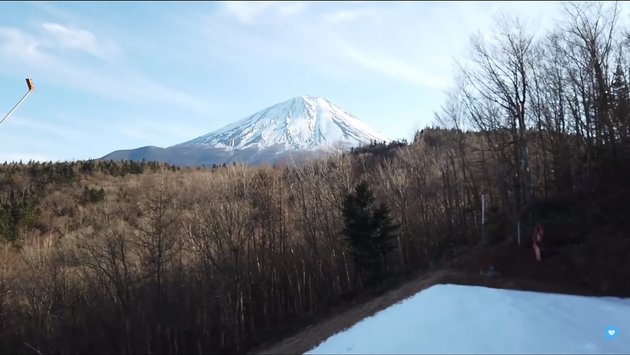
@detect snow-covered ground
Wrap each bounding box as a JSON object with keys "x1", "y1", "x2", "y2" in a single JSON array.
[{"x1": 308, "y1": 284, "x2": 630, "y2": 354}]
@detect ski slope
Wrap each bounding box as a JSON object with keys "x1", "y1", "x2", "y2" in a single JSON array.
[{"x1": 307, "y1": 284, "x2": 630, "y2": 354}]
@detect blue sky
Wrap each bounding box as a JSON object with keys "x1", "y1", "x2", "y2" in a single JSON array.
[{"x1": 0, "y1": 1, "x2": 583, "y2": 162}]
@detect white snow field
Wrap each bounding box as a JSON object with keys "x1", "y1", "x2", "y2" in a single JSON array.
[{"x1": 307, "y1": 284, "x2": 630, "y2": 354}]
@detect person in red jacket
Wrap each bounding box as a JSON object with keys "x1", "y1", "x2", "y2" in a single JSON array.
[{"x1": 532, "y1": 224, "x2": 544, "y2": 262}]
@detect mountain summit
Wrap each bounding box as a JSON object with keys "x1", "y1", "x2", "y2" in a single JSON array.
[
  {"x1": 102, "y1": 96, "x2": 386, "y2": 166},
  {"x1": 178, "y1": 96, "x2": 386, "y2": 151}
]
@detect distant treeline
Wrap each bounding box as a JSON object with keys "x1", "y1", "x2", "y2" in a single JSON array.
[
  {"x1": 0, "y1": 160, "x2": 177, "y2": 244},
  {"x1": 1, "y1": 159, "x2": 178, "y2": 177}
]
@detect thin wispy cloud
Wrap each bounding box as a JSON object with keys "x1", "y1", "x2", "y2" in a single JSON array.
[
  {"x1": 220, "y1": 1, "x2": 306, "y2": 24},
  {"x1": 0, "y1": 25, "x2": 212, "y2": 113},
  {"x1": 10, "y1": 115, "x2": 83, "y2": 140},
  {"x1": 117, "y1": 120, "x2": 205, "y2": 143},
  {"x1": 204, "y1": 2, "x2": 457, "y2": 90},
  {"x1": 41, "y1": 22, "x2": 120, "y2": 60},
  {"x1": 322, "y1": 8, "x2": 382, "y2": 25},
  {"x1": 0, "y1": 23, "x2": 119, "y2": 61},
  {"x1": 0, "y1": 27, "x2": 41, "y2": 59},
  {"x1": 337, "y1": 43, "x2": 451, "y2": 89}
]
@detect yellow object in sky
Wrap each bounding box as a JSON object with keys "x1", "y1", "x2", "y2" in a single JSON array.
[{"x1": 26, "y1": 78, "x2": 35, "y2": 92}]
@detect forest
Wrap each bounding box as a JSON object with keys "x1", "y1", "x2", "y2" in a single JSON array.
[{"x1": 1, "y1": 2, "x2": 629, "y2": 354}]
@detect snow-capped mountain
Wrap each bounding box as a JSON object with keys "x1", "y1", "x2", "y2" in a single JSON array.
[
  {"x1": 178, "y1": 96, "x2": 386, "y2": 151},
  {"x1": 102, "y1": 96, "x2": 387, "y2": 166}
]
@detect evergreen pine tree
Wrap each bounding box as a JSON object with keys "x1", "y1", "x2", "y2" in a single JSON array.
[
  {"x1": 611, "y1": 63, "x2": 630, "y2": 141},
  {"x1": 342, "y1": 180, "x2": 398, "y2": 283}
]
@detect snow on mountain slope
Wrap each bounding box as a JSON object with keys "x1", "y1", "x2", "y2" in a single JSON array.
[
  {"x1": 103, "y1": 96, "x2": 387, "y2": 166},
  {"x1": 308, "y1": 284, "x2": 630, "y2": 354},
  {"x1": 177, "y1": 96, "x2": 387, "y2": 151}
]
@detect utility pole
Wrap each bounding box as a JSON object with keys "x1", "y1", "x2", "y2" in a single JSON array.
[
  {"x1": 481, "y1": 194, "x2": 485, "y2": 244},
  {"x1": 0, "y1": 78, "x2": 35, "y2": 127}
]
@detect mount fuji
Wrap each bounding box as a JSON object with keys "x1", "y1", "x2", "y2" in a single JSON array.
[{"x1": 102, "y1": 96, "x2": 387, "y2": 166}]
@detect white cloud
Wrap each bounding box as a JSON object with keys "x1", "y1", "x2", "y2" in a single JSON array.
[
  {"x1": 277, "y1": 2, "x2": 306, "y2": 17},
  {"x1": 0, "y1": 23, "x2": 120, "y2": 61},
  {"x1": 337, "y1": 44, "x2": 451, "y2": 89},
  {"x1": 221, "y1": 2, "x2": 272, "y2": 24},
  {"x1": 322, "y1": 8, "x2": 381, "y2": 24},
  {"x1": 117, "y1": 120, "x2": 203, "y2": 143},
  {"x1": 0, "y1": 25, "x2": 212, "y2": 113},
  {"x1": 9, "y1": 115, "x2": 83, "y2": 140},
  {"x1": 41, "y1": 22, "x2": 120, "y2": 60},
  {"x1": 220, "y1": 1, "x2": 306, "y2": 24},
  {"x1": 0, "y1": 27, "x2": 42, "y2": 59},
  {"x1": 200, "y1": 2, "x2": 460, "y2": 90}
]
